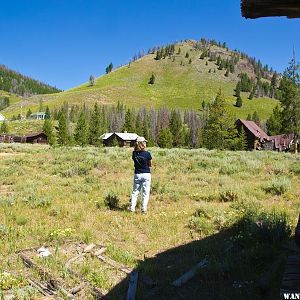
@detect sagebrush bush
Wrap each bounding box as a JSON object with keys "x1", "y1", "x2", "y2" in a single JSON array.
[
  {"x1": 219, "y1": 190, "x2": 239, "y2": 202},
  {"x1": 104, "y1": 192, "x2": 120, "y2": 210},
  {"x1": 290, "y1": 163, "x2": 300, "y2": 175},
  {"x1": 23, "y1": 194, "x2": 52, "y2": 208},
  {"x1": 263, "y1": 177, "x2": 291, "y2": 195}
]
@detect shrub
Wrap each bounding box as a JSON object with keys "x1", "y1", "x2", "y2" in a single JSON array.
[
  {"x1": 23, "y1": 194, "x2": 52, "y2": 209},
  {"x1": 15, "y1": 215, "x2": 28, "y2": 226},
  {"x1": 0, "y1": 195, "x2": 16, "y2": 206},
  {"x1": 104, "y1": 192, "x2": 119, "y2": 210},
  {"x1": 290, "y1": 163, "x2": 300, "y2": 175},
  {"x1": 263, "y1": 177, "x2": 291, "y2": 195},
  {"x1": 188, "y1": 216, "x2": 215, "y2": 236},
  {"x1": 219, "y1": 190, "x2": 238, "y2": 202}
]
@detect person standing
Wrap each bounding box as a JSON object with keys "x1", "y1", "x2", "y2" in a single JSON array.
[{"x1": 130, "y1": 137, "x2": 152, "y2": 213}]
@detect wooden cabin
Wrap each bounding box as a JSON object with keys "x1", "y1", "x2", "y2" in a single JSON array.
[
  {"x1": 236, "y1": 119, "x2": 269, "y2": 150},
  {"x1": 0, "y1": 132, "x2": 48, "y2": 144},
  {"x1": 241, "y1": 0, "x2": 300, "y2": 19},
  {"x1": 101, "y1": 132, "x2": 139, "y2": 147}
]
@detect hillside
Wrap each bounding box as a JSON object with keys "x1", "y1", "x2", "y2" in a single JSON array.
[
  {"x1": 0, "y1": 64, "x2": 61, "y2": 96},
  {"x1": 2, "y1": 40, "x2": 279, "y2": 120}
]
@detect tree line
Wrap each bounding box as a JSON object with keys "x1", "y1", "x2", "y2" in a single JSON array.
[
  {"x1": 39, "y1": 89, "x2": 247, "y2": 150},
  {"x1": 0, "y1": 65, "x2": 61, "y2": 96}
]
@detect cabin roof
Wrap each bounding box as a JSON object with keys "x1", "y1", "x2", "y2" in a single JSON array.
[
  {"x1": 269, "y1": 133, "x2": 295, "y2": 150},
  {"x1": 101, "y1": 132, "x2": 139, "y2": 141},
  {"x1": 237, "y1": 119, "x2": 269, "y2": 140},
  {"x1": 241, "y1": 0, "x2": 300, "y2": 19}
]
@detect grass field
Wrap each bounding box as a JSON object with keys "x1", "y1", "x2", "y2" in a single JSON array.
[
  {"x1": 2, "y1": 42, "x2": 279, "y2": 121},
  {"x1": 0, "y1": 144, "x2": 299, "y2": 299}
]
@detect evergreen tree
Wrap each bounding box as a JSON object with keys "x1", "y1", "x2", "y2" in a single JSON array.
[
  {"x1": 189, "y1": 58, "x2": 192, "y2": 64},
  {"x1": 279, "y1": 59, "x2": 300, "y2": 135},
  {"x1": 123, "y1": 109, "x2": 133, "y2": 132},
  {"x1": 234, "y1": 127, "x2": 247, "y2": 150},
  {"x1": 205, "y1": 61, "x2": 208, "y2": 66},
  {"x1": 89, "y1": 103, "x2": 102, "y2": 146},
  {"x1": 246, "y1": 114, "x2": 252, "y2": 121},
  {"x1": 252, "y1": 111, "x2": 261, "y2": 126},
  {"x1": 43, "y1": 119, "x2": 55, "y2": 146},
  {"x1": 266, "y1": 105, "x2": 282, "y2": 135},
  {"x1": 135, "y1": 113, "x2": 143, "y2": 136},
  {"x1": 177, "y1": 48, "x2": 181, "y2": 55},
  {"x1": 185, "y1": 52, "x2": 189, "y2": 58},
  {"x1": 0, "y1": 121, "x2": 8, "y2": 133},
  {"x1": 148, "y1": 73, "x2": 155, "y2": 84},
  {"x1": 105, "y1": 63, "x2": 113, "y2": 74},
  {"x1": 26, "y1": 108, "x2": 32, "y2": 119},
  {"x1": 57, "y1": 113, "x2": 69, "y2": 145},
  {"x1": 235, "y1": 95, "x2": 243, "y2": 107},
  {"x1": 235, "y1": 82, "x2": 241, "y2": 98},
  {"x1": 169, "y1": 110, "x2": 183, "y2": 147},
  {"x1": 225, "y1": 68, "x2": 229, "y2": 77},
  {"x1": 45, "y1": 106, "x2": 51, "y2": 119},
  {"x1": 89, "y1": 75, "x2": 95, "y2": 86},
  {"x1": 203, "y1": 89, "x2": 238, "y2": 150},
  {"x1": 157, "y1": 128, "x2": 173, "y2": 148},
  {"x1": 74, "y1": 111, "x2": 89, "y2": 146}
]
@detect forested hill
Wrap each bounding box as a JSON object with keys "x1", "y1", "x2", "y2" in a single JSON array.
[
  {"x1": 0, "y1": 64, "x2": 61, "y2": 96},
  {"x1": 3, "y1": 39, "x2": 280, "y2": 120}
]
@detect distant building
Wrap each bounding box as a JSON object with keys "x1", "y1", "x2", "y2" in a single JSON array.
[
  {"x1": 101, "y1": 132, "x2": 139, "y2": 147},
  {"x1": 236, "y1": 119, "x2": 269, "y2": 150},
  {"x1": 29, "y1": 112, "x2": 46, "y2": 120},
  {"x1": 0, "y1": 113, "x2": 6, "y2": 121},
  {"x1": 0, "y1": 132, "x2": 48, "y2": 144},
  {"x1": 236, "y1": 119, "x2": 298, "y2": 152}
]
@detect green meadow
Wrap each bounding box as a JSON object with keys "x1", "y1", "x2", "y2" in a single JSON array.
[{"x1": 0, "y1": 144, "x2": 299, "y2": 299}]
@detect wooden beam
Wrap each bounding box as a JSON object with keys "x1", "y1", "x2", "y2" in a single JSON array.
[
  {"x1": 171, "y1": 258, "x2": 208, "y2": 287},
  {"x1": 241, "y1": 0, "x2": 300, "y2": 19}
]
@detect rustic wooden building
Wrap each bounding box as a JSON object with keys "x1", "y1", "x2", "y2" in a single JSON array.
[
  {"x1": 264, "y1": 134, "x2": 296, "y2": 152},
  {"x1": 241, "y1": 0, "x2": 300, "y2": 19},
  {"x1": 0, "y1": 132, "x2": 48, "y2": 144},
  {"x1": 236, "y1": 119, "x2": 269, "y2": 150},
  {"x1": 101, "y1": 132, "x2": 139, "y2": 147}
]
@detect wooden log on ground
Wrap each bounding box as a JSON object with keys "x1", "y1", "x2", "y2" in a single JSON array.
[
  {"x1": 171, "y1": 258, "x2": 208, "y2": 287},
  {"x1": 126, "y1": 270, "x2": 139, "y2": 300},
  {"x1": 93, "y1": 254, "x2": 133, "y2": 274}
]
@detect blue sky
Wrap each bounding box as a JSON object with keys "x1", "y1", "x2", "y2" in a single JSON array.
[{"x1": 0, "y1": 0, "x2": 299, "y2": 90}]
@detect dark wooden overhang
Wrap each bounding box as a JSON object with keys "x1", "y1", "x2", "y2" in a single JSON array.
[{"x1": 241, "y1": 0, "x2": 300, "y2": 19}]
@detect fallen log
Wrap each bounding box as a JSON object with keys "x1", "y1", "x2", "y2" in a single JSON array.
[
  {"x1": 171, "y1": 258, "x2": 208, "y2": 287},
  {"x1": 93, "y1": 254, "x2": 133, "y2": 274}
]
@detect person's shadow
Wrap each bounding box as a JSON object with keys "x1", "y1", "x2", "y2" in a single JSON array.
[{"x1": 105, "y1": 214, "x2": 291, "y2": 300}]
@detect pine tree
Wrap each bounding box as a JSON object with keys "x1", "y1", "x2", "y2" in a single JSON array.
[
  {"x1": 123, "y1": 109, "x2": 133, "y2": 132},
  {"x1": 148, "y1": 73, "x2": 155, "y2": 84},
  {"x1": 169, "y1": 110, "x2": 183, "y2": 147},
  {"x1": 89, "y1": 103, "x2": 102, "y2": 146},
  {"x1": 57, "y1": 113, "x2": 69, "y2": 145},
  {"x1": 235, "y1": 95, "x2": 243, "y2": 107},
  {"x1": 266, "y1": 105, "x2": 282, "y2": 135},
  {"x1": 234, "y1": 127, "x2": 247, "y2": 150},
  {"x1": 225, "y1": 68, "x2": 229, "y2": 77},
  {"x1": 0, "y1": 121, "x2": 8, "y2": 133},
  {"x1": 43, "y1": 119, "x2": 55, "y2": 146},
  {"x1": 203, "y1": 89, "x2": 238, "y2": 150},
  {"x1": 177, "y1": 48, "x2": 181, "y2": 55},
  {"x1": 45, "y1": 106, "x2": 51, "y2": 119},
  {"x1": 105, "y1": 63, "x2": 113, "y2": 74},
  {"x1": 26, "y1": 108, "x2": 32, "y2": 119},
  {"x1": 205, "y1": 61, "x2": 208, "y2": 66},
  {"x1": 252, "y1": 111, "x2": 261, "y2": 126},
  {"x1": 74, "y1": 111, "x2": 89, "y2": 146},
  {"x1": 89, "y1": 75, "x2": 95, "y2": 86},
  {"x1": 157, "y1": 128, "x2": 173, "y2": 148},
  {"x1": 235, "y1": 82, "x2": 241, "y2": 98},
  {"x1": 246, "y1": 114, "x2": 252, "y2": 121},
  {"x1": 189, "y1": 58, "x2": 192, "y2": 64},
  {"x1": 185, "y1": 52, "x2": 189, "y2": 58}
]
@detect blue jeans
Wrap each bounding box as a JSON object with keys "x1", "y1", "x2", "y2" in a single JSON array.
[{"x1": 130, "y1": 173, "x2": 151, "y2": 212}]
